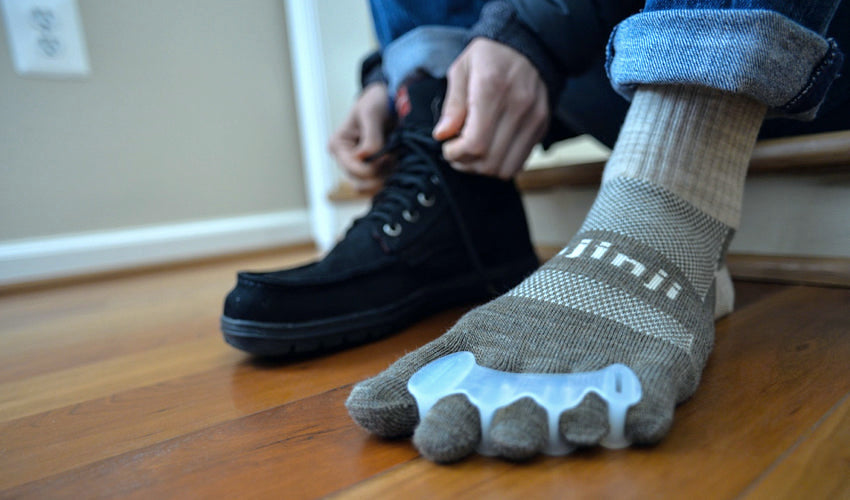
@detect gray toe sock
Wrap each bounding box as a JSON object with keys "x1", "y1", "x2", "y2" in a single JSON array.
[
  {"x1": 346, "y1": 85, "x2": 766, "y2": 461},
  {"x1": 412, "y1": 394, "x2": 480, "y2": 463},
  {"x1": 348, "y1": 178, "x2": 726, "y2": 457},
  {"x1": 489, "y1": 397, "x2": 548, "y2": 460}
]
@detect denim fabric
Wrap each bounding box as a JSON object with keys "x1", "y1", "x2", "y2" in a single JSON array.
[
  {"x1": 383, "y1": 26, "x2": 468, "y2": 95},
  {"x1": 606, "y1": 2, "x2": 845, "y2": 119},
  {"x1": 369, "y1": 0, "x2": 487, "y2": 49},
  {"x1": 371, "y1": 0, "x2": 847, "y2": 133}
]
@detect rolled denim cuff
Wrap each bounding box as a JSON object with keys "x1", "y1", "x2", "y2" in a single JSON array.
[
  {"x1": 606, "y1": 9, "x2": 844, "y2": 119},
  {"x1": 383, "y1": 26, "x2": 467, "y2": 95}
]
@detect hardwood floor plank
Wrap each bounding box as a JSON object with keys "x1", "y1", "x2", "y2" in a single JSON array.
[
  {"x1": 332, "y1": 286, "x2": 850, "y2": 499},
  {"x1": 0, "y1": 336, "x2": 241, "y2": 421},
  {"x1": 0, "y1": 250, "x2": 317, "y2": 383},
  {"x1": 742, "y1": 393, "x2": 850, "y2": 500},
  {"x1": 727, "y1": 254, "x2": 850, "y2": 287},
  {"x1": 3, "y1": 387, "x2": 419, "y2": 500},
  {"x1": 0, "y1": 308, "x2": 461, "y2": 488},
  {"x1": 1, "y1": 244, "x2": 845, "y2": 499},
  {"x1": 732, "y1": 281, "x2": 787, "y2": 310}
]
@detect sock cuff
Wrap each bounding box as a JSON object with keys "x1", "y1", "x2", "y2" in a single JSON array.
[{"x1": 603, "y1": 85, "x2": 766, "y2": 228}]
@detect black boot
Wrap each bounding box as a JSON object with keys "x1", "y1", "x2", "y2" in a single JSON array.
[{"x1": 221, "y1": 77, "x2": 538, "y2": 356}]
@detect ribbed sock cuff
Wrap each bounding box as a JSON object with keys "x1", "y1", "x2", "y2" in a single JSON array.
[{"x1": 602, "y1": 85, "x2": 767, "y2": 227}]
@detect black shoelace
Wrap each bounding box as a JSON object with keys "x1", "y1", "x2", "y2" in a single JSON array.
[
  {"x1": 357, "y1": 128, "x2": 498, "y2": 294},
  {"x1": 357, "y1": 129, "x2": 439, "y2": 231}
]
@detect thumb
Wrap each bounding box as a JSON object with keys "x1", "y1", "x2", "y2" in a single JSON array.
[{"x1": 433, "y1": 63, "x2": 469, "y2": 140}]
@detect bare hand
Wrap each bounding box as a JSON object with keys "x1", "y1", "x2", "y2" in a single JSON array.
[
  {"x1": 432, "y1": 38, "x2": 549, "y2": 179},
  {"x1": 328, "y1": 82, "x2": 392, "y2": 190}
]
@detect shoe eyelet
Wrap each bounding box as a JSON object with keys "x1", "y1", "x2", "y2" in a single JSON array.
[
  {"x1": 382, "y1": 222, "x2": 402, "y2": 237},
  {"x1": 402, "y1": 210, "x2": 420, "y2": 223},
  {"x1": 417, "y1": 192, "x2": 436, "y2": 207}
]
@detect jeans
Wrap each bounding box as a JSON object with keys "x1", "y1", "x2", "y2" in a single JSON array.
[
  {"x1": 370, "y1": 1, "x2": 848, "y2": 144},
  {"x1": 607, "y1": 0, "x2": 845, "y2": 119},
  {"x1": 368, "y1": 0, "x2": 488, "y2": 49}
]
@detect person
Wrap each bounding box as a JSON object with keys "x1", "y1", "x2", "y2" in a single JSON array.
[{"x1": 224, "y1": 0, "x2": 848, "y2": 462}]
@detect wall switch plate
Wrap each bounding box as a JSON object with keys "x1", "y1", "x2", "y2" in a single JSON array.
[{"x1": 1, "y1": 0, "x2": 90, "y2": 78}]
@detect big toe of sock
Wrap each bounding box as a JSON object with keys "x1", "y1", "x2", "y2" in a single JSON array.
[
  {"x1": 346, "y1": 375, "x2": 419, "y2": 438},
  {"x1": 347, "y1": 335, "x2": 463, "y2": 438},
  {"x1": 624, "y1": 363, "x2": 680, "y2": 444}
]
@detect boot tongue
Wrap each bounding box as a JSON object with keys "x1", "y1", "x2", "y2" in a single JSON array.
[{"x1": 395, "y1": 75, "x2": 447, "y2": 130}]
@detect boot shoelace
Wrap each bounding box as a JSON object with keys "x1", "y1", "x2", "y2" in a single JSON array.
[{"x1": 356, "y1": 128, "x2": 497, "y2": 295}]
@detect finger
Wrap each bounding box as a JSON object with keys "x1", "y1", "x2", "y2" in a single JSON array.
[
  {"x1": 329, "y1": 126, "x2": 382, "y2": 181},
  {"x1": 472, "y1": 86, "x2": 546, "y2": 179},
  {"x1": 460, "y1": 97, "x2": 526, "y2": 176},
  {"x1": 453, "y1": 88, "x2": 537, "y2": 177},
  {"x1": 495, "y1": 108, "x2": 548, "y2": 179},
  {"x1": 433, "y1": 61, "x2": 469, "y2": 141},
  {"x1": 353, "y1": 113, "x2": 385, "y2": 160},
  {"x1": 335, "y1": 147, "x2": 379, "y2": 180},
  {"x1": 442, "y1": 74, "x2": 504, "y2": 164}
]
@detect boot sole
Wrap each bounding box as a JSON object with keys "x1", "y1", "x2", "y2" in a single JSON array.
[{"x1": 221, "y1": 256, "x2": 538, "y2": 357}]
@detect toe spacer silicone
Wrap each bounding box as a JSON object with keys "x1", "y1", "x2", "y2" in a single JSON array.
[{"x1": 407, "y1": 351, "x2": 642, "y2": 455}]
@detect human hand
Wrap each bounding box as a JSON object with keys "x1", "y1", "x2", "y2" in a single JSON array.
[
  {"x1": 432, "y1": 38, "x2": 549, "y2": 180},
  {"x1": 328, "y1": 82, "x2": 392, "y2": 190}
]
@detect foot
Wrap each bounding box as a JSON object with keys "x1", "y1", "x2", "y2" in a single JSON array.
[
  {"x1": 221, "y1": 77, "x2": 538, "y2": 356},
  {"x1": 346, "y1": 177, "x2": 728, "y2": 462}
]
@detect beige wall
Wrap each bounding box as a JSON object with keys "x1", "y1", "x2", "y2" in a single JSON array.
[
  {"x1": 1, "y1": 0, "x2": 845, "y2": 283},
  {"x1": 315, "y1": 0, "x2": 376, "y2": 138},
  {"x1": 0, "y1": 0, "x2": 306, "y2": 241}
]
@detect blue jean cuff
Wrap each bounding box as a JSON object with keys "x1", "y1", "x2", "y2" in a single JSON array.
[
  {"x1": 383, "y1": 26, "x2": 467, "y2": 95},
  {"x1": 605, "y1": 9, "x2": 844, "y2": 119}
]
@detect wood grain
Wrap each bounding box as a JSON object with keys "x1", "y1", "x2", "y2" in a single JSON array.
[
  {"x1": 727, "y1": 254, "x2": 850, "y2": 287},
  {"x1": 0, "y1": 307, "x2": 461, "y2": 488},
  {"x1": 4, "y1": 387, "x2": 419, "y2": 500},
  {"x1": 334, "y1": 286, "x2": 850, "y2": 499},
  {"x1": 328, "y1": 131, "x2": 850, "y2": 199},
  {"x1": 1, "y1": 249, "x2": 847, "y2": 499},
  {"x1": 742, "y1": 393, "x2": 850, "y2": 500}
]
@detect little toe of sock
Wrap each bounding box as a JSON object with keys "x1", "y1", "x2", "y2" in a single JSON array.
[
  {"x1": 346, "y1": 375, "x2": 419, "y2": 438},
  {"x1": 488, "y1": 397, "x2": 547, "y2": 461},
  {"x1": 625, "y1": 364, "x2": 679, "y2": 444},
  {"x1": 559, "y1": 392, "x2": 610, "y2": 446},
  {"x1": 413, "y1": 394, "x2": 480, "y2": 463}
]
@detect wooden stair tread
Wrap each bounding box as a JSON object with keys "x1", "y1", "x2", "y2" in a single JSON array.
[{"x1": 329, "y1": 130, "x2": 850, "y2": 200}]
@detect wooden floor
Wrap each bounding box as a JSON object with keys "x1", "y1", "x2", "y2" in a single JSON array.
[{"x1": 1, "y1": 247, "x2": 848, "y2": 499}]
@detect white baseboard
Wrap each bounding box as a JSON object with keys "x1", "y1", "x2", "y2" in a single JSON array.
[{"x1": 0, "y1": 210, "x2": 312, "y2": 286}]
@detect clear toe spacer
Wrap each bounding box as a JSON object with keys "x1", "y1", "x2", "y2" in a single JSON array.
[{"x1": 407, "y1": 351, "x2": 642, "y2": 456}]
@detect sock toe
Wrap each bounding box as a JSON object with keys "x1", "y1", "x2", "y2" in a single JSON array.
[
  {"x1": 346, "y1": 376, "x2": 419, "y2": 438},
  {"x1": 488, "y1": 397, "x2": 547, "y2": 461},
  {"x1": 347, "y1": 335, "x2": 463, "y2": 438},
  {"x1": 559, "y1": 392, "x2": 610, "y2": 446},
  {"x1": 413, "y1": 394, "x2": 480, "y2": 463},
  {"x1": 625, "y1": 365, "x2": 679, "y2": 444}
]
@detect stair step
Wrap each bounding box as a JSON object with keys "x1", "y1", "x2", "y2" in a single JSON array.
[{"x1": 328, "y1": 130, "x2": 850, "y2": 201}]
